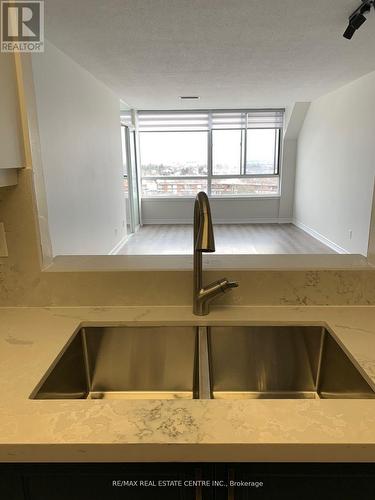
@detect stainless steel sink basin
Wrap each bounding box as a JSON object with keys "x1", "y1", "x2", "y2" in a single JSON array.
[
  {"x1": 208, "y1": 326, "x2": 375, "y2": 399},
  {"x1": 31, "y1": 325, "x2": 375, "y2": 400},
  {"x1": 32, "y1": 326, "x2": 198, "y2": 399}
]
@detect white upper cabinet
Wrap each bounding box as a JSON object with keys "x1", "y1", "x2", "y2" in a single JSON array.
[{"x1": 0, "y1": 52, "x2": 24, "y2": 185}]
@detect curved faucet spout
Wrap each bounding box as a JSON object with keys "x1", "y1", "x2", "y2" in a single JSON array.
[
  {"x1": 194, "y1": 192, "x2": 215, "y2": 252},
  {"x1": 193, "y1": 192, "x2": 239, "y2": 316}
]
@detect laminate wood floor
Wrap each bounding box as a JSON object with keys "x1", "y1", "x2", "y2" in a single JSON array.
[{"x1": 118, "y1": 224, "x2": 336, "y2": 255}]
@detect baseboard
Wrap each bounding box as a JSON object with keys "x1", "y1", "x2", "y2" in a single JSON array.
[
  {"x1": 278, "y1": 218, "x2": 293, "y2": 224},
  {"x1": 142, "y1": 218, "x2": 293, "y2": 225},
  {"x1": 108, "y1": 234, "x2": 129, "y2": 255},
  {"x1": 293, "y1": 219, "x2": 349, "y2": 254}
]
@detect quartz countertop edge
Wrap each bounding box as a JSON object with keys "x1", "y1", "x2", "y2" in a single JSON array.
[{"x1": 1, "y1": 305, "x2": 375, "y2": 462}]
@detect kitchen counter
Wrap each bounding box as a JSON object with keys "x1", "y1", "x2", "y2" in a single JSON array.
[{"x1": 1, "y1": 305, "x2": 375, "y2": 462}]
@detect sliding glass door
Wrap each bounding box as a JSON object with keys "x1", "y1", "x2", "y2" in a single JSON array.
[{"x1": 121, "y1": 125, "x2": 140, "y2": 233}]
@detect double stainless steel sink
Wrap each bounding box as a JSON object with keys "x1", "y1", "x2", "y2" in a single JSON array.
[{"x1": 31, "y1": 325, "x2": 375, "y2": 400}]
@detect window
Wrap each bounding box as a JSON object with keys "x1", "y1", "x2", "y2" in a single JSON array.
[
  {"x1": 212, "y1": 129, "x2": 242, "y2": 175},
  {"x1": 138, "y1": 110, "x2": 283, "y2": 197},
  {"x1": 210, "y1": 177, "x2": 279, "y2": 196},
  {"x1": 246, "y1": 129, "x2": 279, "y2": 175},
  {"x1": 140, "y1": 132, "x2": 207, "y2": 177},
  {"x1": 140, "y1": 131, "x2": 208, "y2": 196}
]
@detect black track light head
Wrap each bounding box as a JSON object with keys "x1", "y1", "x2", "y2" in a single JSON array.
[
  {"x1": 343, "y1": 0, "x2": 374, "y2": 40},
  {"x1": 351, "y1": 12, "x2": 367, "y2": 29},
  {"x1": 343, "y1": 25, "x2": 356, "y2": 39}
]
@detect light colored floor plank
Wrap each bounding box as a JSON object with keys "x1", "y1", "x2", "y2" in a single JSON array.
[{"x1": 118, "y1": 224, "x2": 336, "y2": 255}]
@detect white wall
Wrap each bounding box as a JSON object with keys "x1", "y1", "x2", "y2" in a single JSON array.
[
  {"x1": 294, "y1": 71, "x2": 375, "y2": 256},
  {"x1": 278, "y1": 140, "x2": 296, "y2": 220},
  {"x1": 142, "y1": 197, "x2": 282, "y2": 224},
  {"x1": 278, "y1": 102, "x2": 310, "y2": 220},
  {"x1": 31, "y1": 41, "x2": 126, "y2": 255}
]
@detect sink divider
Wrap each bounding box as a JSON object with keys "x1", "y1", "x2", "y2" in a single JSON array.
[
  {"x1": 314, "y1": 327, "x2": 326, "y2": 396},
  {"x1": 81, "y1": 328, "x2": 92, "y2": 397},
  {"x1": 197, "y1": 327, "x2": 212, "y2": 399}
]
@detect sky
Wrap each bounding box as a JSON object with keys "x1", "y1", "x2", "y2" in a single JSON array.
[{"x1": 139, "y1": 129, "x2": 276, "y2": 170}]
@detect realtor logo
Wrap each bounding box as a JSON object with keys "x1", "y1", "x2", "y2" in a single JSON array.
[{"x1": 1, "y1": 1, "x2": 44, "y2": 52}]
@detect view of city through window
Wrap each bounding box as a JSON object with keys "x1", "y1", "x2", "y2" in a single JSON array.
[{"x1": 138, "y1": 111, "x2": 282, "y2": 197}]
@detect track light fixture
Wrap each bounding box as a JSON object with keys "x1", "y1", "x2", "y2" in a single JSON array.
[{"x1": 343, "y1": 0, "x2": 375, "y2": 39}]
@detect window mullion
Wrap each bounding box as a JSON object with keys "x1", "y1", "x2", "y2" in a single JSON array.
[
  {"x1": 273, "y1": 129, "x2": 278, "y2": 175},
  {"x1": 240, "y1": 128, "x2": 245, "y2": 175},
  {"x1": 243, "y1": 114, "x2": 248, "y2": 176},
  {"x1": 207, "y1": 112, "x2": 213, "y2": 195},
  {"x1": 276, "y1": 129, "x2": 281, "y2": 175}
]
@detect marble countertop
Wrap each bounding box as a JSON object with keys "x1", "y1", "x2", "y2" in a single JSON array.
[{"x1": 1, "y1": 305, "x2": 375, "y2": 462}]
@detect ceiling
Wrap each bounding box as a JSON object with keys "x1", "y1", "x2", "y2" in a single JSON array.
[{"x1": 44, "y1": 0, "x2": 375, "y2": 110}]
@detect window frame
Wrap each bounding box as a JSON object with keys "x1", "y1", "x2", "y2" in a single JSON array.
[{"x1": 138, "y1": 110, "x2": 283, "y2": 198}]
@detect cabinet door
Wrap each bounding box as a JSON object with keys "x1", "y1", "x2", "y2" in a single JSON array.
[{"x1": 0, "y1": 53, "x2": 23, "y2": 170}]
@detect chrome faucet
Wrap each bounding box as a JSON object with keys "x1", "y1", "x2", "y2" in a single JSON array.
[{"x1": 193, "y1": 192, "x2": 239, "y2": 315}]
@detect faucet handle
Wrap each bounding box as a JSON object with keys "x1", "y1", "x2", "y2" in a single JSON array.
[{"x1": 221, "y1": 279, "x2": 239, "y2": 292}]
